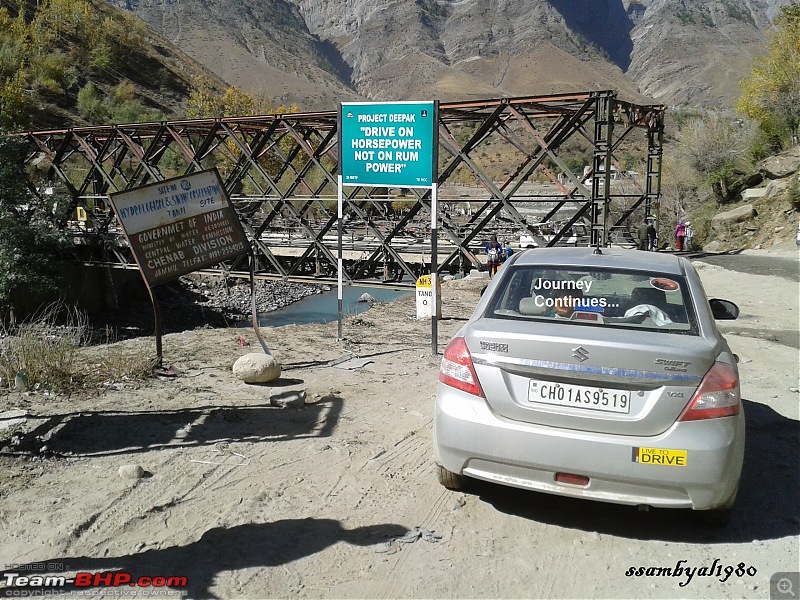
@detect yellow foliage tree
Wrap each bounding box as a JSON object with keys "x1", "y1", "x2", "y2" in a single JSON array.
[
  {"x1": 221, "y1": 86, "x2": 255, "y2": 117},
  {"x1": 113, "y1": 80, "x2": 136, "y2": 104},
  {"x1": 0, "y1": 70, "x2": 29, "y2": 129},
  {"x1": 737, "y1": 2, "x2": 800, "y2": 145},
  {"x1": 187, "y1": 79, "x2": 222, "y2": 119}
]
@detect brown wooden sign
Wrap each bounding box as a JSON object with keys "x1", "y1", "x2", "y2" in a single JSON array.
[{"x1": 109, "y1": 169, "x2": 248, "y2": 287}]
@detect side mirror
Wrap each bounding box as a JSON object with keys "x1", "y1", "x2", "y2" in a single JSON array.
[{"x1": 709, "y1": 298, "x2": 739, "y2": 320}]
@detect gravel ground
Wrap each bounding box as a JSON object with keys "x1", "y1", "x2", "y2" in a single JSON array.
[{"x1": 0, "y1": 249, "x2": 796, "y2": 599}]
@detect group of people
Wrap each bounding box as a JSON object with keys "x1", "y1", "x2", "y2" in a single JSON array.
[
  {"x1": 484, "y1": 234, "x2": 514, "y2": 278},
  {"x1": 486, "y1": 218, "x2": 694, "y2": 270},
  {"x1": 674, "y1": 219, "x2": 693, "y2": 251},
  {"x1": 637, "y1": 219, "x2": 658, "y2": 251},
  {"x1": 637, "y1": 218, "x2": 694, "y2": 251}
]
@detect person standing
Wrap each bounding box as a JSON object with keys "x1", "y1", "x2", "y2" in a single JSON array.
[
  {"x1": 647, "y1": 220, "x2": 658, "y2": 251},
  {"x1": 675, "y1": 219, "x2": 686, "y2": 251},
  {"x1": 637, "y1": 219, "x2": 649, "y2": 250},
  {"x1": 503, "y1": 240, "x2": 514, "y2": 261},
  {"x1": 684, "y1": 220, "x2": 694, "y2": 251},
  {"x1": 485, "y1": 234, "x2": 503, "y2": 278}
]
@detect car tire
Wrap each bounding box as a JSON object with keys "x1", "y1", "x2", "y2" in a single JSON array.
[{"x1": 436, "y1": 465, "x2": 465, "y2": 490}]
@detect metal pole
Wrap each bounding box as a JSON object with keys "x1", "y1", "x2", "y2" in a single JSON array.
[
  {"x1": 337, "y1": 174, "x2": 344, "y2": 341},
  {"x1": 431, "y1": 100, "x2": 440, "y2": 356},
  {"x1": 431, "y1": 182, "x2": 438, "y2": 356},
  {"x1": 143, "y1": 278, "x2": 162, "y2": 367},
  {"x1": 250, "y1": 246, "x2": 272, "y2": 355}
]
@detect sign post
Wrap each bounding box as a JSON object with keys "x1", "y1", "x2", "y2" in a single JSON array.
[
  {"x1": 108, "y1": 169, "x2": 248, "y2": 362},
  {"x1": 339, "y1": 101, "x2": 440, "y2": 353},
  {"x1": 337, "y1": 174, "x2": 344, "y2": 341},
  {"x1": 415, "y1": 274, "x2": 441, "y2": 319}
]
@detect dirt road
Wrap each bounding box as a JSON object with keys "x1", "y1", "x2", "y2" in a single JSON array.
[{"x1": 1, "y1": 249, "x2": 798, "y2": 599}]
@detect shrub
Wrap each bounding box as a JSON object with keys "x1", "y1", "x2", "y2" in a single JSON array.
[
  {"x1": 0, "y1": 303, "x2": 158, "y2": 394},
  {"x1": 76, "y1": 82, "x2": 111, "y2": 122},
  {"x1": 88, "y1": 43, "x2": 115, "y2": 78},
  {"x1": 0, "y1": 135, "x2": 70, "y2": 305},
  {"x1": 0, "y1": 303, "x2": 89, "y2": 392},
  {"x1": 787, "y1": 175, "x2": 800, "y2": 210}
]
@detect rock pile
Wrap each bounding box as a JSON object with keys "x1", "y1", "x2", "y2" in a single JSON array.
[
  {"x1": 90, "y1": 276, "x2": 324, "y2": 340},
  {"x1": 182, "y1": 276, "x2": 323, "y2": 322}
]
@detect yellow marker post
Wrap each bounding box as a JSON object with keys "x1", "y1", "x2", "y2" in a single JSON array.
[{"x1": 416, "y1": 274, "x2": 441, "y2": 319}]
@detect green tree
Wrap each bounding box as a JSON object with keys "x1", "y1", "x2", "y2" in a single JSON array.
[
  {"x1": 737, "y1": 2, "x2": 800, "y2": 146},
  {"x1": 0, "y1": 134, "x2": 71, "y2": 313},
  {"x1": 76, "y1": 82, "x2": 110, "y2": 122}
]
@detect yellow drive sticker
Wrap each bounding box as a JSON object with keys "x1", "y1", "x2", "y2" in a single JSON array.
[{"x1": 632, "y1": 447, "x2": 687, "y2": 467}]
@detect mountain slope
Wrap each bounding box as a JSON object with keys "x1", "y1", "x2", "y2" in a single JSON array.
[
  {"x1": 110, "y1": 0, "x2": 791, "y2": 111},
  {"x1": 111, "y1": 0, "x2": 361, "y2": 110},
  {"x1": 627, "y1": 0, "x2": 789, "y2": 107},
  {"x1": 293, "y1": 0, "x2": 648, "y2": 102},
  {"x1": 2, "y1": 0, "x2": 229, "y2": 130}
]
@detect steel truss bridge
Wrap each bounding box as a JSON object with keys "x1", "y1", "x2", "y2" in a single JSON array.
[{"x1": 21, "y1": 90, "x2": 665, "y2": 287}]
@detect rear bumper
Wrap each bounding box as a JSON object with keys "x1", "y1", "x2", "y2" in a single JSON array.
[{"x1": 433, "y1": 383, "x2": 745, "y2": 510}]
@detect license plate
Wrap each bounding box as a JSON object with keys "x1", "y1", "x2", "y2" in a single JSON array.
[{"x1": 527, "y1": 380, "x2": 631, "y2": 414}]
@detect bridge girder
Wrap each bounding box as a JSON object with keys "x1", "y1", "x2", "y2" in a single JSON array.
[{"x1": 21, "y1": 90, "x2": 665, "y2": 286}]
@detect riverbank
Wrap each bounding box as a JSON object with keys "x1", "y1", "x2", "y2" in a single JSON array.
[{"x1": 90, "y1": 275, "x2": 326, "y2": 340}]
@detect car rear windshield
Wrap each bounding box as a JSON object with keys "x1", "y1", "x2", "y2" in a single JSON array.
[{"x1": 485, "y1": 265, "x2": 698, "y2": 334}]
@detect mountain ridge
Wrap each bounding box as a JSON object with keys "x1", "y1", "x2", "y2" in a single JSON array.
[{"x1": 111, "y1": 0, "x2": 791, "y2": 112}]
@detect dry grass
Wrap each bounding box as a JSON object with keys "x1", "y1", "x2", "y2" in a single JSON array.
[
  {"x1": 78, "y1": 335, "x2": 159, "y2": 390},
  {"x1": 0, "y1": 304, "x2": 157, "y2": 394}
]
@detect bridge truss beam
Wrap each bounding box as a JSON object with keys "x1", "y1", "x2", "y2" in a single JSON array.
[{"x1": 21, "y1": 91, "x2": 665, "y2": 287}]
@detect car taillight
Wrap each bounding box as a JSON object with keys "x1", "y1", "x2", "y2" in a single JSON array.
[
  {"x1": 678, "y1": 362, "x2": 740, "y2": 421},
  {"x1": 439, "y1": 337, "x2": 485, "y2": 398}
]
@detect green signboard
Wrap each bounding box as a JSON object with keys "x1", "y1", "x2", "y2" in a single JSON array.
[{"x1": 340, "y1": 101, "x2": 436, "y2": 188}]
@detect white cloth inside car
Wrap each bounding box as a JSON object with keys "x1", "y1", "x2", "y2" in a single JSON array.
[{"x1": 624, "y1": 304, "x2": 673, "y2": 326}]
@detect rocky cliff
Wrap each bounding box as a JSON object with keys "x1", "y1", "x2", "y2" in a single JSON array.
[
  {"x1": 111, "y1": 0, "x2": 791, "y2": 112},
  {"x1": 627, "y1": 0, "x2": 788, "y2": 108}
]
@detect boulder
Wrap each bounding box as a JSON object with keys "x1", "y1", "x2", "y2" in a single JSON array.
[
  {"x1": 727, "y1": 171, "x2": 764, "y2": 198},
  {"x1": 741, "y1": 188, "x2": 766, "y2": 200},
  {"x1": 14, "y1": 372, "x2": 28, "y2": 391},
  {"x1": 759, "y1": 146, "x2": 800, "y2": 179},
  {"x1": 118, "y1": 464, "x2": 145, "y2": 479},
  {"x1": 711, "y1": 204, "x2": 758, "y2": 232},
  {"x1": 703, "y1": 240, "x2": 723, "y2": 252},
  {"x1": 357, "y1": 293, "x2": 376, "y2": 303},
  {"x1": 232, "y1": 352, "x2": 281, "y2": 383}
]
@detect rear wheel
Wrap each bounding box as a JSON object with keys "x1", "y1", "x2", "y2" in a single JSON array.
[{"x1": 436, "y1": 465, "x2": 465, "y2": 490}]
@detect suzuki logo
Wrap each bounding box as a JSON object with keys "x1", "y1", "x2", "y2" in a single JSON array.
[{"x1": 572, "y1": 346, "x2": 590, "y2": 362}]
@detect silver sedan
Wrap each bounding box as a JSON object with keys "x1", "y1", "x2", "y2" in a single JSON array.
[{"x1": 434, "y1": 247, "x2": 744, "y2": 523}]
